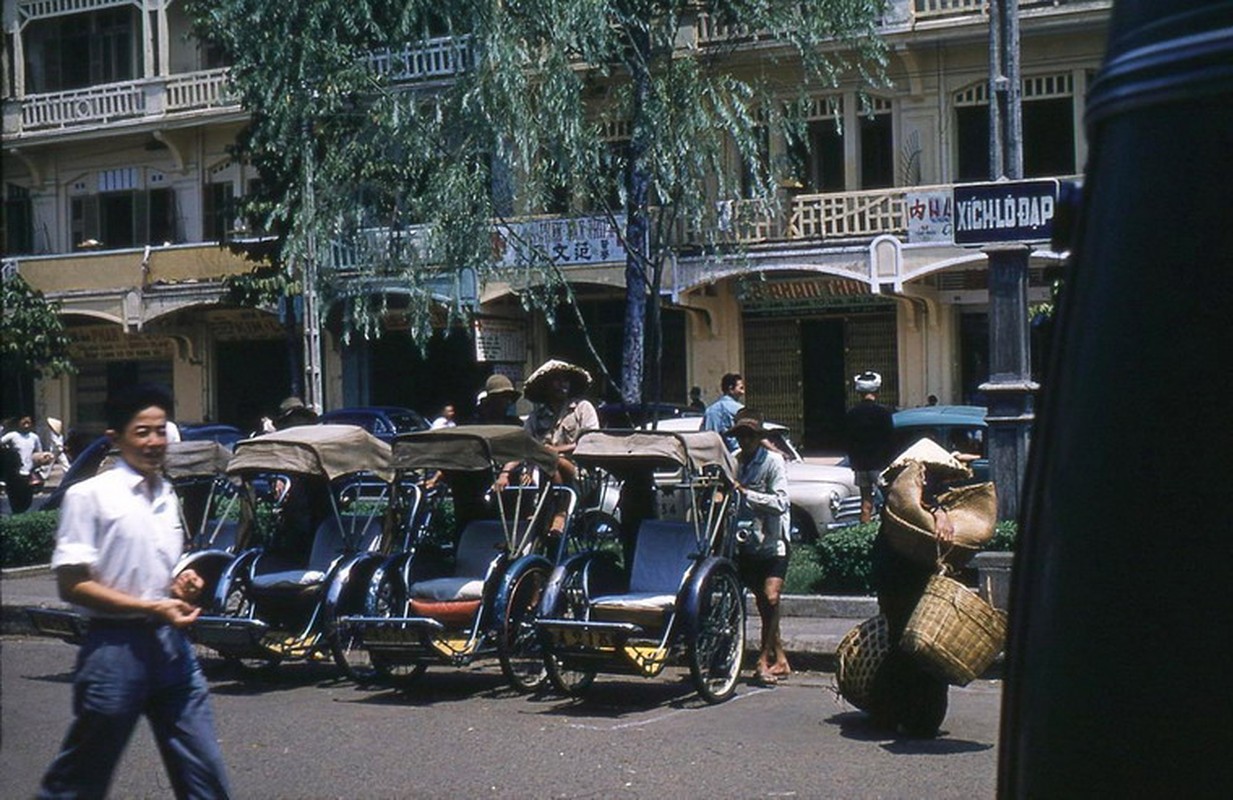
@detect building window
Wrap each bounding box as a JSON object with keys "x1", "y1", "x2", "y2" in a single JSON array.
[
  {"x1": 787, "y1": 96, "x2": 844, "y2": 193},
  {"x1": 2, "y1": 184, "x2": 34, "y2": 255},
  {"x1": 955, "y1": 74, "x2": 1078, "y2": 181},
  {"x1": 71, "y1": 187, "x2": 177, "y2": 250},
  {"x1": 739, "y1": 124, "x2": 771, "y2": 199},
  {"x1": 859, "y1": 99, "x2": 895, "y2": 189},
  {"x1": 203, "y1": 182, "x2": 236, "y2": 242},
  {"x1": 23, "y1": 7, "x2": 139, "y2": 94}
]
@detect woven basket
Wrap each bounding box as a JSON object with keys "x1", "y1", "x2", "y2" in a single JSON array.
[
  {"x1": 882, "y1": 461, "x2": 997, "y2": 569},
  {"x1": 835, "y1": 614, "x2": 891, "y2": 710},
  {"x1": 901, "y1": 574, "x2": 1007, "y2": 686}
]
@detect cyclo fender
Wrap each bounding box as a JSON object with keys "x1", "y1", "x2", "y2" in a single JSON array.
[
  {"x1": 680, "y1": 556, "x2": 741, "y2": 642},
  {"x1": 539, "y1": 551, "x2": 599, "y2": 617},
  {"x1": 174, "y1": 550, "x2": 235, "y2": 605},
  {"x1": 205, "y1": 549, "x2": 261, "y2": 612},
  {"x1": 494, "y1": 554, "x2": 554, "y2": 618},
  {"x1": 323, "y1": 552, "x2": 386, "y2": 620}
]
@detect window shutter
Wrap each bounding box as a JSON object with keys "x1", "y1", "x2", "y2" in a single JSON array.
[{"x1": 133, "y1": 189, "x2": 149, "y2": 245}]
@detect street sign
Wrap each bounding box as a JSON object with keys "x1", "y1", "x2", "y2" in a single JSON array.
[{"x1": 952, "y1": 179, "x2": 1059, "y2": 246}]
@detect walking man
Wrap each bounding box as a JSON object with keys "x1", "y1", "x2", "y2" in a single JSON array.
[
  {"x1": 40, "y1": 384, "x2": 231, "y2": 799},
  {"x1": 703, "y1": 373, "x2": 745, "y2": 450},
  {"x1": 844, "y1": 370, "x2": 895, "y2": 523},
  {"x1": 2, "y1": 415, "x2": 46, "y2": 512}
]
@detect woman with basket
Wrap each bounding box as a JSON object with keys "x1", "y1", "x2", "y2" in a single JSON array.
[{"x1": 866, "y1": 439, "x2": 997, "y2": 738}]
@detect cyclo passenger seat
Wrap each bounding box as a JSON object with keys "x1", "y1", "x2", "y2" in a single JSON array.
[
  {"x1": 589, "y1": 520, "x2": 697, "y2": 629},
  {"x1": 250, "y1": 516, "x2": 383, "y2": 594},
  {"x1": 406, "y1": 520, "x2": 508, "y2": 625}
]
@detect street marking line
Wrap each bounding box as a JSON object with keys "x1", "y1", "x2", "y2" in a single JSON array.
[{"x1": 563, "y1": 686, "x2": 774, "y2": 731}]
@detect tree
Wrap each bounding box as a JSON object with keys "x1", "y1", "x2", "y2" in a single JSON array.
[
  {"x1": 187, "y1": 1, "x2": 886, "y2": 403},
  {"x1": 1, "y1": 271, "x2": 74, "y2": 415}
]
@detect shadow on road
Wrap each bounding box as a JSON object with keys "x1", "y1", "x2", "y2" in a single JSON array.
[{"x1": 827, "y1": 711, "x2": 994, "y2": 754}]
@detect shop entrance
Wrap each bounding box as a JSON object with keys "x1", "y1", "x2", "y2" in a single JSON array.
[{"x1": 801, "y1": 319, "x2": 847, "y2": 450}]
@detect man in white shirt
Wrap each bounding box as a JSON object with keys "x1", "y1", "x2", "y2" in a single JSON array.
[
  {"x1": 2, "y1": 415, "x2": 45, "y2": 512},
  {"x1": 40, "y1": 384, "x2": 231, "y2": 799}
]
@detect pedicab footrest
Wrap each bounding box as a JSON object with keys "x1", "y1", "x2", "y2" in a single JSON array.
[
  {"x1": 539, "y1": 619, "x2": 643, "y2": 650},
  {"x1": 25, "y1": 607, "x2": 89, "y2": 645},
  {"x1": 337, "y1": 616, "x2": 446, "y2": 648},
  {"x1": 190, "y1": 615, "x2": 272, "y2": 656}
]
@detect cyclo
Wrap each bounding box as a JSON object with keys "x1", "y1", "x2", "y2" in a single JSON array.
[
  {"x1": 191, "y1": 425, "x2": 411, "y2": 672},
  {"x1": 535, "y1": 429, "x2": 747, "y2": 704},
  {"x1": 334, "y1": 425, "x2": 579, "y2": 692},
  {"x1": 26, "y1": 439, "x2": 238, "y2": 645}
]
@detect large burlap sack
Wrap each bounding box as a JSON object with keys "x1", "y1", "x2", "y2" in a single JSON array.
[{"x1": 881, "y1": 457, "x2": 996, "y2": 569}]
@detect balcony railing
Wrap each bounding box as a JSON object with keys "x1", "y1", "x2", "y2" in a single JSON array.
[
  {"x1": 13, "y1": 69, "x2": 240, "y2": 134},
  {"x1": 369, "y1": 35, "x2": 473, "y2": 83},
  {"x1": 20, "y1": 80, "x2": 146, "y2": 130}
]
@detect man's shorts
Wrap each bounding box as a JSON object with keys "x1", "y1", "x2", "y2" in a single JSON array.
[
  {"x1": 738, "y1": 552, "x2": 790, "y2": 591},
  {"x1": 853, "y1": 468, "x2": 881, "y2": 489}
]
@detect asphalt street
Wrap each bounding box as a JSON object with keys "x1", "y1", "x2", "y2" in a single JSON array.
[{"x1": 2, "y1": 635, "x2": 1001, "y2": 799}]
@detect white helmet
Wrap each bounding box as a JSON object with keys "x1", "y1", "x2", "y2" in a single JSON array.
[{"x1": 854, "y1": 371, "x2": 882, "y2": 393}]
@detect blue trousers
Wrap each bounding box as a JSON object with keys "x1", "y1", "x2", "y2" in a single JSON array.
[{"x1": 40, "y1": 622, "x2": 231, "y2": 799}]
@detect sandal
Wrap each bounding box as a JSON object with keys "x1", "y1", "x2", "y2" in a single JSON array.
[{"x1": 751, "y1": 671, "x2": 779, "y2": 688}]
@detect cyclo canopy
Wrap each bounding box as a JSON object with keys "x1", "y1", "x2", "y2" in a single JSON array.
[
  {"x1": 571, "y1": 430, "x2": 737, "y2": 483},
  {"x1": 227, "y1": 424, "x2": 393, "y2": 482},
  {"x1": 97, "y1": 439, "x2": 232, "y2": 480},
  {"x1": 391, "y1": 425, "x2": 558, "y2": 474}
]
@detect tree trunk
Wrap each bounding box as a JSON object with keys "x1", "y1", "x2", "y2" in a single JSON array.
[{"x1": 620, "y1": 31, "x2": 652, "y2": 406}]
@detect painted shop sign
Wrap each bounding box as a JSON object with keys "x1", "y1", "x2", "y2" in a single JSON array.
[
  {"x1": 952, "y1": 179, "x2": 1059, "y2": 245},
  {"x1": 473, "y1": 318, "x2": 526, "y2": 363},
  {"x1": 906, "y1": 191, "x2": 954, "y2": 244},
  {"x1": 493, "y1": 215, "x2": 627, "y2": 268},
  {"x1": 70, "y1": 327, "x2": 173, "y2": 361}
]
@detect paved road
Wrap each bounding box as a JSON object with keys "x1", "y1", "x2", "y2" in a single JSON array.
[{"x1": 3, "y1": 636, "x2": 1001, "y2": 798}]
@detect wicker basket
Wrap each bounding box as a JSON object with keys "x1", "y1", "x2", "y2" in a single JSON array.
[
  {"x1": 901, "y1": 574, "x2": 1007, "y2": 686},
  {"x1": 883, "y1": 461, "x2": 997, "y2": 569},
  {"x1": 835, "y1": 614, "x2": 891, "y2": 710}
]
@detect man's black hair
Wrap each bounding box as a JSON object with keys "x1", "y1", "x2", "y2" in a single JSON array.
[
  {"x1": 721, "y1": 373, "x2": 743, "y2": 393},
  {"x1": 105, "y1": 384, "x2": 173, "y2": 432}
]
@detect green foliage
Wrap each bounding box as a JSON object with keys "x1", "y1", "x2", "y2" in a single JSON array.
[
  {"x1": 0, "y1": 511, "x2": 59, "y2": 568},
  {"x1": 814, "y1": 521, "x2": 880, "y2": 594},
  {"x1": 186, "y1": 0, "x2": 888, "y2": 395},
  {"x1": 988, "y1": 520, "x2": 1018, "y2": 552},
  {"x1": 1, "y1": 273, "x2": 74, "y2": 380}
]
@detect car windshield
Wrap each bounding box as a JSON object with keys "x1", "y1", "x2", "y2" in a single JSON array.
[{"x1": 386, "y1": 410, "x2": 428, "y2": 432}]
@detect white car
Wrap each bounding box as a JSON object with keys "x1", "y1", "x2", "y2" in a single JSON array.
[{"x1": 639, "y1": 416, "x2": 862, "y2": 543}]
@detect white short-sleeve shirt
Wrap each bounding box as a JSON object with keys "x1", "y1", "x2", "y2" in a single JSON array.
[{"x1": 51, "y1": 460, "x2": 185, "y2": 618}]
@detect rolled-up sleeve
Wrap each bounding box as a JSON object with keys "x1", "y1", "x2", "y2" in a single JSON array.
[{"x1": 50, "y1": 485, "x2": 99, "y2": 569}]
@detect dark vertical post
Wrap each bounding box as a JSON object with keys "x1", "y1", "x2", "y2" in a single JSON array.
[
  {"x1": 999, "y1": 1, "x2": 1233, "y2": 795},
  {"x1": 979, "y1": 244, "x2": 1035, "y2": 521}
]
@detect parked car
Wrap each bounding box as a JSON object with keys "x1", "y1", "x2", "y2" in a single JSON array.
[
  {"x1": 318, "y1": 406, "x2": 429, "y2": 443},
  {"x1": 644, "y1": 416, "x2": 861, "y2": 542},
  {"x1": 891, "y1": 405, "x2": 989, "y2": 482},
  {"x1": 596, "y1": 402, "x2": 699, "y2": 429},
  {"x1": 40, "y1": 423, "x2": 244, "y2": 511}
]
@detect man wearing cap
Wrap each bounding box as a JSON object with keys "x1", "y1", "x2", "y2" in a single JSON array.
[
  {"x1": 474, "y1": 374, "x2": 522, "y2": 425},
  {"x1": 727, "y1": 412, "x2": 792, "y2": 686},
  {"x1": 273, "y1": 396, "x2": 318, "y2": 431},
  {"x1": 845, "y1": 371, "x2": 894, "y2": 523}
]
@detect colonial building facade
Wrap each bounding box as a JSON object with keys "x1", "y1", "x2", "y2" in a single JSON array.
[{"x1": 3, "y1": 0, "x2": 1110, "y2": 447}]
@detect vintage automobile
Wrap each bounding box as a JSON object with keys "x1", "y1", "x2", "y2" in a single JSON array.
[
  {"x1": 643, "y1": 416, "x2": 862, "y2": 541},
  {"x1": 25, "y1": 439, "x2": 239, "y2": 645},
  {"x1": 189, "y1": 425, "x2": 408, "y2": 674},
  {"x1": 892, "y1": 405, "x2": 989, "y2": 483},
  {"x1": 318, "y1": 406, "x2": 430, "y2": 444},
  {"x1": 535, "y1": 429, "x2": 746, "y2": 704},
  {"x1": 333, "y1": 425, "x2": 580, "y2": 692}
]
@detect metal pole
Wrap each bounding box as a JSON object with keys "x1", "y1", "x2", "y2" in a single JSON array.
[
  {"x1": 989, "y1": 0, "x2": 1005, "y2": 180},
  {"x1": 301, "y1": 134, "x2": 323, "y2": 413}
]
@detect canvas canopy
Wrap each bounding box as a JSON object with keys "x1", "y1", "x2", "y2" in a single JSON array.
[
  {"x1": 572, "y1": 430, "x2": 737, "y2": 483},
  {"x1": 391, "y1": 425, "x2": 557, "y2": 474},
  {"x1": 227, "y1": 424, "x2": 393, "y2": 482},
  {"x1": 97, "y1": 440, "x2": 232, "y2": 481}
]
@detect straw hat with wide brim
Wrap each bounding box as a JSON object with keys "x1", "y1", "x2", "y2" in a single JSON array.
[
  {"x1": 477, "y1": 373, "x2": 521, "y2": 404},
  {"x1": 523, "y1": 359, "x2": 592, "y2": 404},
  {"x1": 723, "y1": 416, "x2": 770, "y2": 440},
  {"x1": 47, "y1": 417, "x2": 63, "y2": 437}
]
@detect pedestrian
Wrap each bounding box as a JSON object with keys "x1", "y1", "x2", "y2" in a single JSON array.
[
  {"x1": 702, "y1": 373, "x2": 745, "y2": 450},
  {"x1": 500, "y1": 358, "x2": 598, "y2": 534},
  {"x1": 47, "y1": 417, "x2": 71, "y2": 470},
  {"x1": 39, "y1": 383, "x2": 232, "y2": 799},
  {"x1": 867, "y1": 442, "x2": 967, "y2": 738},
  {"x1": 430, "y1": 404, "x2": 457, "y2": 429},
  {"x1": 844, "y1": 371, "x2": 895, "y2": 523},
  {"x1": 474, "y1": 374, "x2": 522, "y2": 425},
  {"x1": 688, "y1": 386, "x2": 705, "y2": 411},
  {"x1": 272, "y1": 396, "x2": 318, "y2": 430},
  {"x1": 2, "y1": 414, "x2": 46, "y2": 512},
  {"x1": 726, "y1": 413, "x2": 792, "y2": 687}
]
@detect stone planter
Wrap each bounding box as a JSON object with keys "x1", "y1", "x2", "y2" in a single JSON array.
[{"x1": 972, "y1": 551, "x2": 1014, "y2": 610}]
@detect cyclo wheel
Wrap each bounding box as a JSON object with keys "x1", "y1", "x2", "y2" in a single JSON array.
[
  {"x1": 544, "y1": 567, "x2": 596, "y2": 695},
  {"x1": 687, "y1": 567, "x2": 746, "y2": 704},
  {"x1": 497, "y1": 564, "x2": 549, "y2": 693},
  {"x1": 331, "y1": 570, "x2": 426, "y2": 688},
  {"x1": 219, "y1": 581, "x2": 282, "y2": 675}
]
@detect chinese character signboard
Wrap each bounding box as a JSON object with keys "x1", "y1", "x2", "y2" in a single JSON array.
[
  {"x1": 473, "y1": 318, "x2": 526, "y2": 363},
  {"x1": 906, "y1": 191, "x2": 954, "y2": 244},
  {"x1": 952, "y1": 180, "x2": 1059, "y2": 246},
  {"x1": 493, "y1": 215, "x2": 626, "y2": 268}
]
